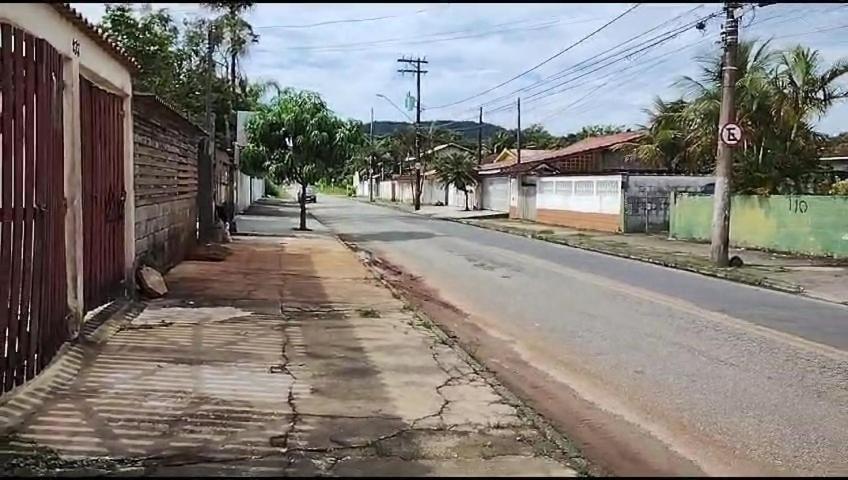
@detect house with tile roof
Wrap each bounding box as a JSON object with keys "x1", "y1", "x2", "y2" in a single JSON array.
[{"x1": 477, "y1": 131, "x2": 712, "y2": 232}]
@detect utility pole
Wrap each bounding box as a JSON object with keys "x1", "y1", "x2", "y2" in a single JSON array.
[
  {"x1": 709, "y1": 2, "x2": 740, "y2": 267},
  {"x1": 516, "y1": 97, "x2": 522, "y2": 164},
  {"x1": 397, "y1": 56, "x2": 428, "y2": 211},
  {"x1": 198, "y1": 23, "x2": 217, "y2": 242},
  {"x1": 369, "y1": 107, "x2": 375, "y2": 202},
  {"x1": 477, "y1": 106, "x2": 483, "y2": 165}
]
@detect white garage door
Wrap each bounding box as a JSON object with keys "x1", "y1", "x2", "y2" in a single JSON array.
[{"x1": 482, "y1": 177, "x2": 509, "y2": 212}]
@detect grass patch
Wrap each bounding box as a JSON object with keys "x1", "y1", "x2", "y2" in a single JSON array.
[
  {"x1": 357, "y1": 307, "x2": 381, "y2": 318},
  {"x1": 317, "y1": 183, "x2": 352, "y2": 196}
]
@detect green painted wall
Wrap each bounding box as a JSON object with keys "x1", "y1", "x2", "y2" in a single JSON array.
[{"x1": 669, "y1": 194, "x2": 848, "y2": 257}]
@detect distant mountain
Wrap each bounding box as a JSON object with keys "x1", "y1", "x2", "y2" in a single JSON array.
[{"x1": 364, "y1": 120, "x2": 507, "y2": 144}]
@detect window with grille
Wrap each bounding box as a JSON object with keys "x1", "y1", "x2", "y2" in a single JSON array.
[
  {"x1": 539, "y1": 180, "x2": 554, "y2": 194},
  {"x1": 575, "y1": 180, "x2": 594, "y2": 196},
  {"x1": 555, "y1": 181, "x2": 573, "y2": 196}
]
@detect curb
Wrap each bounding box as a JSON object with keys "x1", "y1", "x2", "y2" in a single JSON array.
[{"x1": 448, "y1": 218, "x2": 805, "y2": 296}]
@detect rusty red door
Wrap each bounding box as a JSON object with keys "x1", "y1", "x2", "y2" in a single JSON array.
[
  {"x1": 0, "y1": 24, "x2": 68, "y2": 395},
  {"x1": 80, "y1": 77, "x2": 125, "y2": 312}
]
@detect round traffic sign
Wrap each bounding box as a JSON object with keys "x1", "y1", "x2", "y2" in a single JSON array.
[{"x1": 720, "y1": 123, "x2": 743, "y2": 146}]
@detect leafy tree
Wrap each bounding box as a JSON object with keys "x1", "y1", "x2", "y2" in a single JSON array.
[
  {"x1": 519, "y1": 124, "x2": 557, "y2": 149},
  {"x1": 241, "y1": 89, "x2": 363, "y2": 229},
  {"x1": 488, "y1": 130, "x2": 515, "y2": 155},
  {"x1": 575, "y1": 124, "x2": 626, "y2": 139},
  {"x1": 100, "y1": 4, "x2": 183, "y2": 102},
  {"x1": 433, "y1": 152, "x2": 477, "y2": 211},
  {"x1": 203, "y1": 2, "x2": 259, "y2": 144},
  {"x1": 100, "y1": 4, "x2": 267, "y2": 145}
]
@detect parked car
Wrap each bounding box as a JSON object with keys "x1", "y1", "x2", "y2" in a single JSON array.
[{"x1": 298, "y1": 186, "x2": 317, "y2": 203}]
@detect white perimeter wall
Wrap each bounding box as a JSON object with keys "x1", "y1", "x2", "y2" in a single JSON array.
[{"x1": 536, "y1": 174, "x2": 623, "y2": 214}]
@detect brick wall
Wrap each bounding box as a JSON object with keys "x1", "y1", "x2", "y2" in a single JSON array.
[{"x1": 133, "y1": 98, "x2": 203, "y2": 271}]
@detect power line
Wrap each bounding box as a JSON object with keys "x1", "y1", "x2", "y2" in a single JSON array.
[
  {"x1": 533, "y1": 36, "x2": 713, "y2": 125},
  {"x1": 481, "y1": 10, "x2": 721, "y2": 116},
  {"x1": 427, "y1": 3, "x2": 642, "y2": 111},
  {"x1": 768, "y1": 22, "x2": 848, "y2": 40},
  {"x1": 254, "y1": 7, "x2": 432, "y2": 29},
  {"x1": 277, "y1": 15, "x2": 607, "y2": 52},
  {"x1": 430, "y1": 5, "x2": 715, "y2": 122},
  {"x1": 456, "y1": 4, "x2": 710, "y2": 115}
]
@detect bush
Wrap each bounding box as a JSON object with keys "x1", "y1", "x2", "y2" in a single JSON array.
[
  {"x1": 264, "y1": 178, "x2": 282, "y2": 198},
  {"x1": 829, "y1": 179, "x2": 848, "y2": 195}
]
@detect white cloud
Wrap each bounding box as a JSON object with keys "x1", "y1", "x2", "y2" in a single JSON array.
[{"x1": 73, "y1": 2, "x2": 848, "y2": 134}]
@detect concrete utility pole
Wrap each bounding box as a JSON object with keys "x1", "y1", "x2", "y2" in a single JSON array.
[
  {"x1": 709, "y1": 2, "x2": 741, "y2": 266},
  {"x1": 397, "y1": 57, "x2": 428, "y2": 211},
  {"x1": 516, "y1": 97, "x2": 522, "y2": 164},
  {"x1": 369, "y1": 107, "x2": 375, "y2": 202},
  {"x1": 198, "y1": 24, "x2": 217, "y2": 242},
  {"x1": 477, "y1": 106, "x2": 483, "y2": 165}
]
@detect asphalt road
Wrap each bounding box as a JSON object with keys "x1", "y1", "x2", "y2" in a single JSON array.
[{"x1": 309, "y1": 195, "x2": 848, "y2": 476}]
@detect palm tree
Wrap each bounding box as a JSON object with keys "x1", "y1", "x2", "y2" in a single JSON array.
[
  {"x1": 629, "y1": 39, "x2": 848, "y2": 193},
  {"x1": 613, "y1": 98, "x2": 694, "y2": 172},
  {"x1": 433, "y1": 152, "x2": 477, "y2": 210},
  {"x1": 204, "y1": 2, "x2": 259, "y2": 144},
  {"x1": 204, "y1": 3, "x2": 258, "y2": 91}
]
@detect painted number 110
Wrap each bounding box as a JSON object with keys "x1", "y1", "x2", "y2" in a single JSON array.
[{"x1": 788, "y1": 197, "x2": 808, "y2": 214}]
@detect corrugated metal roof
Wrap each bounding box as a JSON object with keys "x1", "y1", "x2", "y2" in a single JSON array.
[{"x1": 51, "y1": 3, "x2": 140, "y2": 72}]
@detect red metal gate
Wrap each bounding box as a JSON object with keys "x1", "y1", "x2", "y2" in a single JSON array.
[
  {"x1": 80, "y1": 77, "x2": 125, "y2": 312},
  {"x1": 0, "y1": 24, "x2": 68, "y2": 394}
]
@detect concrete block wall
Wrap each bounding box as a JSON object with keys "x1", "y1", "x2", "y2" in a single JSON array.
[
  {"x1": 133, "y1": 99, "x2": 203, "y2": 271},
  {"x1": 134, "y1": 199, "x2": 197, "y2": 271}
]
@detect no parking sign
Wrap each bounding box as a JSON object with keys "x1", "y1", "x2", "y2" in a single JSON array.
[{"x1": 720, "y1": 123, "x2": 743, "y2": 146}]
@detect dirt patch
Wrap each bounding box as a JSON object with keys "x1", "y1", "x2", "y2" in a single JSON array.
[{"x1": 339, "y1": 238, "x2": 705, "y2": 477}]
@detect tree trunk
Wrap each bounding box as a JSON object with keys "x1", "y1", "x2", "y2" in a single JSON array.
[
  {"x1": 464, "y1": 190, "x2": 469, "y2": 211},
  {"x1": 299, "y1": 182, "x2": 308, "y2": 230}
]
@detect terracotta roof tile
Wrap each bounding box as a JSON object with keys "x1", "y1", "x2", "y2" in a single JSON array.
[
  {"x1": 51, "y1": 3, "x2": 139, "y2": 72},
  {"x1": 533, "y1": 131, "x2": 645, "y2": 163}
]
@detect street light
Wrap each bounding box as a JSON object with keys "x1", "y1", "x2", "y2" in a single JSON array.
[
  {"x1": 376, "y1": 93, "x2": 414, "y2": 123},
  {"x1": 376, "y1": 93, "x2": 422, "y2": 210}
]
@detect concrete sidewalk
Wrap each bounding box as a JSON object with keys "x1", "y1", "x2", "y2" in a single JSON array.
[
  {"x1": 463, "y1": 217, "x2": 848, "y2": 305},
  {"x1": 0, "y1": 199, "x2": 580, "y2": 476}
]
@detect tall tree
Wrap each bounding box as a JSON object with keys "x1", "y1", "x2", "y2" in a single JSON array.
[
  {"x1": 100, "y1": 4, "x2": 183, "y2": 101},
  {"x1": 624, "y1": 39, "x2": 848, "y2": 194},
  {"x1": 241, "y1": 89, "x2": 363, "y2": 229},
  {"x1": 99, "y1": 5, "x2": 268, "y2": 143},
  {"x1": 203, "y1": 2, "x2": 259, "y2": 145}
]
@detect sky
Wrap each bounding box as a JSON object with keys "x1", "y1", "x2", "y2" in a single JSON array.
[{"x1": 72, "y1": 2, "x2": 848, "y2": 135}]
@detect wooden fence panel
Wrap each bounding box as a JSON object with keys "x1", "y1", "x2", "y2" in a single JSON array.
[{"x1": 0, "y1": 24, "x2": 67, "y2": 394}]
